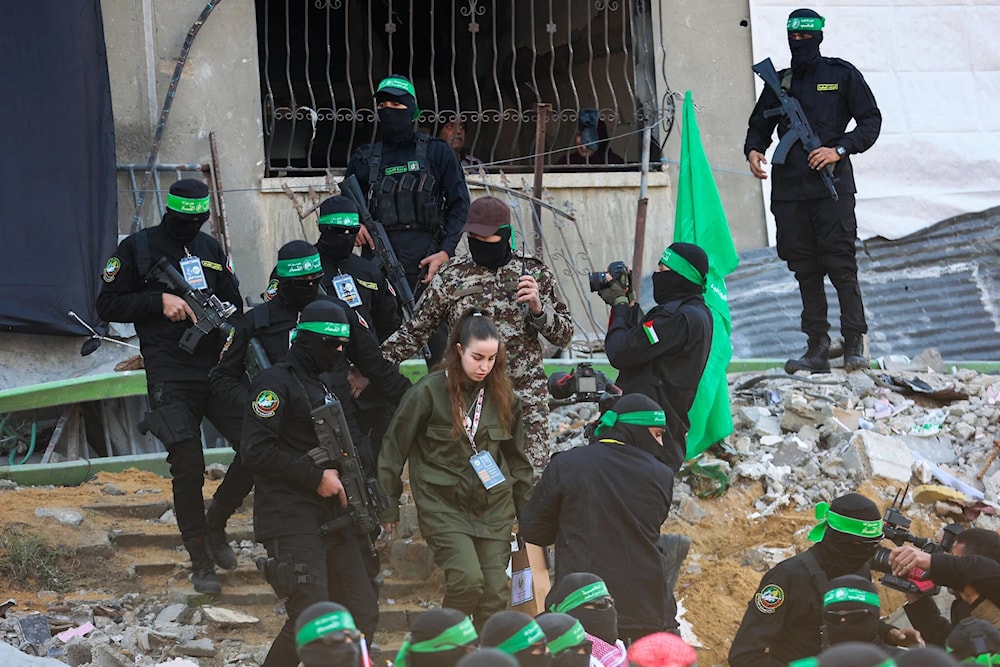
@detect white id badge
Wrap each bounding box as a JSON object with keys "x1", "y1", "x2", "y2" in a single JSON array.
[
  {"x1": 332, "y1": 274, "x2": 363, "y2": 308},
  {"x1": 470, "y1": 451, "x2": 506, "y2": 489},
  {"x1": 180, "y1": 256, "x2": 208, "y2": 290}
]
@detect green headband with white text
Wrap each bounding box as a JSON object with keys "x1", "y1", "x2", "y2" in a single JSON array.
[
  {"x1": 659, "y1": 248, "x2": 707, "y2": 287},
  {"x1": 787, "y1": 16, "x2": 825, "y2": 31},
  {"x1": 166, "y1": 192, "x2": 211, "y2": 215},
  {"x1": 550, "y1": 580, "x2": 611, "y2": 614},
  {"x1": 276, "y1": 253, "x2": 323, "y2": 278},
  {"x1": 808, "y1": 502, "x2": 883, "y2": 542},
  {"x1": 295, "y1": 611, "x2": 358, "y2": 650}
]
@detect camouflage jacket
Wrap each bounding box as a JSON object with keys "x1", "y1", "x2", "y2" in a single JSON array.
[{"x1": 383, "y1": 254, "x2": 573, "y2": 385}]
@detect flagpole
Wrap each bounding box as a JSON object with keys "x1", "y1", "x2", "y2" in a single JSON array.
[{"x1": 631, "y1": 124, "x2": 652, "y2": 298}]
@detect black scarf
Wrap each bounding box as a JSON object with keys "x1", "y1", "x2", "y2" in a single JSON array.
[
  {"x1": 316, "y1": 230, "x2": 357, "y2": 261},
  {"x1": 378, "y1": 107, "x2": 415, "y2": 144},
  {"x1": 468, "y1": 227, "x2": 513, "y2": 269},
  {"x1": 789, "y1": 34, "x2": 822, "y2": 72},
  {"x1": 652, "y1": 269, "x2": 702, "y2": 305},
  {"x1": 161, "y1": 211, "x2": 205, "y2": 245},
  {"x1": 567, "y1": 608, "x2": 617, "y2": 647},
  {"x1": 278, "y1": 279, "x2": 319, "y2": 312}
]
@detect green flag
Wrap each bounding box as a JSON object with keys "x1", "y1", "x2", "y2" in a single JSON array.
[{"x1": 673, "y1": 91, "x2": 738, "y2": 459}]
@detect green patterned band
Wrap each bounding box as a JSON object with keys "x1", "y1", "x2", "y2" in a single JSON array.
[
  {"x1": 296, "y1": 321, "x2": 351, "y2": 338},
  {"x1": 660, "y1": 248, "x2": 707, "y2": 287},
  {"x1": 166, "y1": 192, "x2": 211, "y2": 214},
  {"x1": 823, "y1": 587, "x2": 880, "y2": 609},
  {"x1": 394, "y1": 616, "x2": 478, "y2": 666},
  {"x1": 551, "y1": 581, "x2": 611, "y2": 614},
  {"x1": 787, "y1": 16, "x2": 825, "y2": 31},
  {"x1": 276, "y1": 254, "x2": 323, "y2": 278},
  {"x1": 808, "y1": 502, "x2": 883, "y2": 542},
  {"x1": 318, "y1": 212, "x2": 361, "y2": 228},
  {"x1": 495, "y1": 620, "x2": 546, "y2": 655},
  {"x1": 546, "y1": 619, "x2": 588, "y2": 656},
  {"x1": 593, "y1": 409, "x2": 666, "y2": 436},
  {"x1": 295, "y1": 611, "x2": 357, "y2": 650},
  {"x1": 377, "y1": 76, "x2": 416, "y2": 97}
]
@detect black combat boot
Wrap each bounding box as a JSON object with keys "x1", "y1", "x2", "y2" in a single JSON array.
[
  {"x1": 784, "y1": 334, "x2": 831, "y2": 374},
  {"x1": 843, "y1": 333, "x2": 869, "y2": 371},
  {"x1": 205, "y1": 501, "x2": 238, "y2": 570},
  {"x1": 184, "y1": 536, "x2": 222, "y2": 594}
]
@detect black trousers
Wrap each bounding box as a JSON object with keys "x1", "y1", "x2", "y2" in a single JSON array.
[
  {"x1": 772, "y1": 193, "x2": 867, "y2": 339},
  {"x1": 146, "y1": 380, "x2": 255, "y2": 539},
  {"x1": 260, "y1": 530, "x2": 379, "y2": 667}
]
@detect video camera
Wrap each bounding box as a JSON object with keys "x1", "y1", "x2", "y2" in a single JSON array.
[
  {"x1": 869, "y1": 486, "x2": 962, "y2": 596},
  {"x1": 588, "y1": 260, "x2": 629, "y2": 293},
  {"x1": 547, "y1": 362, "x2": 622, "y2": 407}
]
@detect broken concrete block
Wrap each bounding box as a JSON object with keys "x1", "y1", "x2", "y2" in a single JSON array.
[
  {"x1": 772, "y1": 438, "x2": 813, "y2": 467},
  {"x1": 781, "y1": 403, "x2": 823, "y2": 433},
  {"x1": 676, "y1": 497, "x2": 707, "y2": 525},
  {"x1": 201, "y1": 606, "x2": 259, "y2": 626},
  {"x1": 843, "y1": 431, "x2": 914, "y2": 483},
  {"x1": 831, "y1": 406, "x2": 861, "y2": 431},
  {"x1": 34, "y1": 507, "x2": 83, "y2": 526},
  {"x1": 177, "y1": 638, "x2": 216, "y2": 658}
]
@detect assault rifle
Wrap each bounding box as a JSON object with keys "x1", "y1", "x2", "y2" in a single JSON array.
[
  {"x1": 306, "y1": 398, "x2": 388, "y2": 556},
  {"x1": 752, "y1": 57, "x2": 839, "y2": 201},
  {"x1": 146, "y1": 258, "x2": 237, "y2": 353},
  {"x1": 244, "y1": 337, "x2": 271, "y2": 381},
  {"x1": 339, "y1": 173, "x2": 418, "y2": 320}
]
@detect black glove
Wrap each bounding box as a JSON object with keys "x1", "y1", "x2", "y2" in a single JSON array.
[{"x1": 598, "y1": 281, "x2": 629, "y2": 307}]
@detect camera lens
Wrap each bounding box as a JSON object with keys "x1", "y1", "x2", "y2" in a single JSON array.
[
  {"x1": 547, "y1": 372, "x2": 576, "y2": 400},
  {"x1": 869, "y1": 546, "x2": 892, "y2": 573},
  {"x1": 587, "y1": 271, "x2": 608, "y2": 293}
]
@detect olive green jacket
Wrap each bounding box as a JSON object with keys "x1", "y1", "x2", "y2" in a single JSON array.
[{"x1": 377, "y1": 370, "x2": 533, "y2": 538}]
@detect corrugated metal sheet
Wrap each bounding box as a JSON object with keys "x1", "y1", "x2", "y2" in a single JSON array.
[{"x1": 726, "y1": 206, "x2": 1000, "y2": 361}]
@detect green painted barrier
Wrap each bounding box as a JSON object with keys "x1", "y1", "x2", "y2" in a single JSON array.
[
  {"x1": 0, "y1": 448, "x2": 235, "y2": 487},
  {"x1": 0, "y1": 371, "x2": 147, "y2": 413}
]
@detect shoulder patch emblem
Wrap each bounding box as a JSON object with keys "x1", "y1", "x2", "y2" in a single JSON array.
[
  {"x1": 755, "y1": 584, "x2": 785, "y2": 613},
  {"x1": 252, "y1": 390, "x2": 280, "y2": 418},
  {"x1": 103, "y1": 257, "x2": 122, "y2": 283},
  {"x1": 226, "y1": 256, "x2": 235, "y2": 274},
  {"x1": 200, "y1": 259, "x2": 223, "y2": 272},
  {"x1": 642, "y1": 320, "x2": 660, "y2": 345},
  {"x1": 264, "y1": 279, "x2": 279, "y2": 302},
  {"x1": 357, "y1": 279, "x2": 378, "y2": 290},
  {"x1": 817, "y1": 83, "x2": 839, "y2": 91}
]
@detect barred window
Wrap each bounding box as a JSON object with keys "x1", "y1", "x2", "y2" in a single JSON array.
[{"x1": 257, "y1": 0, "x2": 663, "y2": 176}]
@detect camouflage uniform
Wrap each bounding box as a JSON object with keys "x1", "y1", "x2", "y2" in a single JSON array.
[{"x1": 382, "y1": 254, "x2": 573, "y2": 477}]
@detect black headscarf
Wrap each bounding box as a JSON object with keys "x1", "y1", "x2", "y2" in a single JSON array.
[
  {"x1": 787, "y1": 8, "x2": 824, "y2": 72},
  {"x1": 161, "y1": 179, "x2": 211, "y2": 245},
  {"x1": 544, "y1": 573, "x2": 619, "y2": 646}
]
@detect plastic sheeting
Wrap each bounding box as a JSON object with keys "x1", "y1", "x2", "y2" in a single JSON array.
[
  {"x1": 748, "y1": 1, "x2": 1000, "y2": 241},
  {"x1": 0, "y1": 1, "x2": 118, "y2": 336}
]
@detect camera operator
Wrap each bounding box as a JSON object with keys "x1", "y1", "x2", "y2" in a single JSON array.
[
  {"x1": 597, "y1": 243, "x2": 712, "y2": 474},
  {"x1": 889, "y1": 528, "x2": 1000, "y2": 643}
]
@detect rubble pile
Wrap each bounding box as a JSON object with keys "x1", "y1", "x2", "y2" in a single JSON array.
[{"x1": 0, "y1": 350, "x2": 997, "y2": 666}]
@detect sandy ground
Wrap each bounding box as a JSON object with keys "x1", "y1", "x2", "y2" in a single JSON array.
[{"x1": 0, "y1": 469, "x2": 943, "y2": 666}]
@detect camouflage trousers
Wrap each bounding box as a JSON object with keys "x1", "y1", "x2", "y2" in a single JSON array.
[{"x1": 515, "y1": 376, "x2": 552, "y2": 482}]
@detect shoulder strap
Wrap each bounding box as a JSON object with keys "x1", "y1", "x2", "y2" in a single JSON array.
[
  {"x1": 252, "y1": 303, "x2": 270, "y2": 331},
  {"x1": 800, "y1": 550, "x2": 830, "y2": 597},
  {"x1": 780, "y1": 69, "x2": 793, "y2": 92},
  {"x1": 415, "y1": 132, "x2": 430, "y2": 168},
  {"x1": 367, "y1": 142, "x2": 383, "y2": 198},
  {"x1": 136, "y1": 229, "x2": 152, "y2": 279}
]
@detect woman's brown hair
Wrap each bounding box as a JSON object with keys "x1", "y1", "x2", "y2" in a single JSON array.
[{"x1": 436, "y1": 308, "x2": 515, "y2": 442}]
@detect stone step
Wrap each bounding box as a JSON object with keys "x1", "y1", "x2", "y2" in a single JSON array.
[
  {"x1": 84, "y1": 500, "x2": 173, "y2": 520},
  {"x1": 112, "y1": 526, "x2": 255, "y2": 549}
]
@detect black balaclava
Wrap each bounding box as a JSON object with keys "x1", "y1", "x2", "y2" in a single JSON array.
[
  {"x1": 469, "y1": 226, "x2": 514, "y2": 269},
  {"x1": 653, "y1": 242, "x2": 708, "y2": 305},
  {"x1": 480, "y1": 611, "x2": 551, "y2": 667},
  {"x1": 822, "y1": 575, "x2": 880, "y2": 647},
  {"x1": 376, "y1": 74, "x2": 418, "y2": 144},
  {"x1": 161, "y1": 178, "x2": 211, "y2": 245},
  {"x1": 406, "y1": 608, "x2": 478, "y2": 667},
  {"x1": 455, "y1": 649, "x2": 520, "y2": 667},
  {"x1": 947, "y1": 617, "x2": 1000, "y2": 661},
  {"x1": 294, "y1": 601, "x2": 361, "y2": 667},
  {"x1": 316, "y1": 195, "x2": 361, "y2": 262},
  {"x1": 815, "y1": 642, "x2": 892, "y2": 667},
  {"x1": 545, "y1": 573, "x2": 619, "y2": 647},
  {"x1": 290, "y1": 300, "x2": 350, "y2": 375},
  {"x1": 536, "y1": 613, "x2": 591, "y2": 667},
  {"x1": 593, "y1": 393, "x2": 666, "y2": 461},
  {"x1": 788, "y1": 8, "x2": 824, "y2": 72},
  {"x1": 813, "y1": 493, "x2": 883, "y2": 577},
  {"x1": 276, "y1": 240, "x2": 324, "y2": 311}
]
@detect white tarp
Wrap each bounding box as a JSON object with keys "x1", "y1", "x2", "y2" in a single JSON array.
[{"x1": 749, "y1": 1, "x2": 1000, "y2": 241}]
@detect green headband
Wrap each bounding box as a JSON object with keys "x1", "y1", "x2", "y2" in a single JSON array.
[
  {"x1": 496, "y1": 620, "x2": 546, "y2": 655},
  {"x1": 593, "y1": 410, "x2": 666, "y2": 437},
  {"x1": 787, "y1": 16, "x2": 825, "y2": 31},
  {"x1": 166, "y1": 192, "x2": 211, "y2": 215},
  {"x1": 659, "y1": 248, "x2": 706, "y2": 287},
  {"x1": 295, "y1": 611, "x2": 358, "y2": 650},
  {"x1": 823, "y1": 587, "x2": 880, "y2": 609},
  {"x1": 808, "y1": 502, "x2": 883, "y2": 542},
  {"x1": 394, "y1": 617, "x2": 478, "y2": 667},
  {"x1": 792, "y1": 659, "x2": 894, "y2": 667},
  {"x1": 377, "y1": 76, "x2": 416, "y2": 97},
  {"x1": 964, "y1": 653, "x2": 1000, "y2": 665},
  {"x1": 276, "y1": 254, "x2": 323, "y2": 278},
  {"x1": 318, "y1": 212, "x2": 361, "y2": 228},
  {"x1": 550, "y1": 581, "x2": 611, "y2": 614},
  {"x1": 545, "y1": 620, "x2": 588, "y2": 656},
  {"x1": 296, "y1": 321, "x2": 351, "y2": 338}
]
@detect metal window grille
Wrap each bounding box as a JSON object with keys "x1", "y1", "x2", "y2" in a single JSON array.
[{"x1": 258, "y1": 0, "x2": 664, "y2": 175}]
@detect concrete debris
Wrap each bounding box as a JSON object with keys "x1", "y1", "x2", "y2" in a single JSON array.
[
  {"x1": 200, "y1": 606, "x2": 258, "y2": 626},
  {"x1": 33, "y1": 508, "x2": 83, "y2": 526}
]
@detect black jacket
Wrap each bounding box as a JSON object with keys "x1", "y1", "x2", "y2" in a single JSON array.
[
  {"x1": 604, "y1": 298, "x2": 712, "y2": 471},
  {"x1": 96, "y1": 224, "x2": 242, "y2": 385},
  {"x1": 210, "y1": 293, "x2": 411, "y2": 460},
  {"x1": 520, "y1": 438, "x2": 675, "y2": 633},
  {"x1": 319, "y1": 253, "x2": 401, "y2": 343},
  {"x1": 744, "y1": 56, "x2": 881, "y2": 200},
  {"x1": 345, "y1": 131, "x2": 470, "y2": 276},
  {"x1": 242, "y1": 350, "x2": 349, "y2": 540}
]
